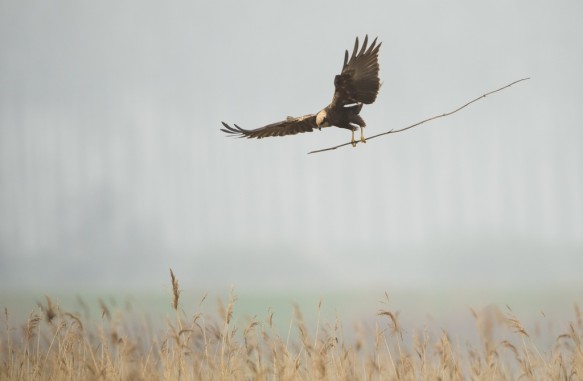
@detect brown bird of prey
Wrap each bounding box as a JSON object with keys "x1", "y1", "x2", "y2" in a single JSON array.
[{"x1": 221, "y1": 35, "x2": 381, "y2": 147}]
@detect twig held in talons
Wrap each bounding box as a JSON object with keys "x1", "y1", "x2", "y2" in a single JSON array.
[{"x1": 308, "y1": 77, "x2": 531, "y2": 155}]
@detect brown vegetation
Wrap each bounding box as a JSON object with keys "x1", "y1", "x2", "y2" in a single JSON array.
[{"x1": 1, "y1": 271, "x2": 581, "y2": 380}]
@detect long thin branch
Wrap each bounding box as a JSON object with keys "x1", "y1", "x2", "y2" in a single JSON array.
[{"x1": 307, "y1": 77, "x2": 530, "y2": 155}]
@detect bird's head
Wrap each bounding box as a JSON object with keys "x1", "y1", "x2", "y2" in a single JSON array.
[{"x1": 316, "y1": 110, "x2": 329, "y2": 130}]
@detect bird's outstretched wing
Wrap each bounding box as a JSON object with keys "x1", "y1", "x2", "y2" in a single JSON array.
[
  {"x1": 221, "y1": 114, "x2": 317, "y2": 139},
  {"x1": 331, "y1": 35, "x2": 381, "y2": 107}
]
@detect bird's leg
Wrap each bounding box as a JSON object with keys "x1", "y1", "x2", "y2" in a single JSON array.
[
  {"x1": 360, "y1": 126, "x2": 366, "y2": 143},
  {"x1": 351, "y1": 128, "x2": 356, "y2": 147}
]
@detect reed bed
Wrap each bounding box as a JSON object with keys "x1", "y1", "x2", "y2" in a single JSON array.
[{"x1": 1, "y1": 270, "x2": 581, "y2": 380}]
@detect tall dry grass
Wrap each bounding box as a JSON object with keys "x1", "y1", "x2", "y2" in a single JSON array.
[{"x1": 1, "y1": 270, "x2": 582, "y2": 380}]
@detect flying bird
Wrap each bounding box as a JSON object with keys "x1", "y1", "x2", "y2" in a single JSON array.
[{"x1": 221, "y1": 35, "x2": 381, "y2": 147}]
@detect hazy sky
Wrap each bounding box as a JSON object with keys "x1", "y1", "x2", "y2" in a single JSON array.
[{"x1": 1, "y1": 0, "x2": 582, "y2": 293}]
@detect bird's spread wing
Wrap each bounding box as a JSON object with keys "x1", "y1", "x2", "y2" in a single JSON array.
[
  {"x1": 331, "y1": 35, "x2": 381, "y2": 107},
  {"x1": 221, "y1": 114, "x2": 317, "y2": 139}
]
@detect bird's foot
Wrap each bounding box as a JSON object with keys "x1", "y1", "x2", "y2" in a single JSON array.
[
  {"x1": 360, "y1": 136, "x2": 367, "y2": 144},
  {"x1": 351, "y1": 138, "x2": 357, "y2": 147}
]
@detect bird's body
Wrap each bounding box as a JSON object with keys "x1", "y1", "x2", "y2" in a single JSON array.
[
  {"x1": 316, "y1": 103, "x2": 365, "y2": 131},
  {"x1": 221, "y1": 35, "x2": 381, "y2": 147}
]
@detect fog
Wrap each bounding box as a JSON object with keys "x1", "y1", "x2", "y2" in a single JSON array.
[{"x1": 1, "y1": 1, "x2": 582, "y2": 304}]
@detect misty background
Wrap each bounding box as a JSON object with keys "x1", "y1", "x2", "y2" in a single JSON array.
[{"x1": 1, "y1": 1, "x2": 582, "y2": 323}]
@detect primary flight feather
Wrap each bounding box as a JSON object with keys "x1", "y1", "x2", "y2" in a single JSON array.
[{"x1": 221, "y1": 35, "x2": 381, "y2": 147}]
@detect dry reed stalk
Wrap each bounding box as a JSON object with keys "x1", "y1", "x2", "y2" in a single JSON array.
[
  {"x1": 169, "y1": 268, "x2": 180, "y2": 312},
  {"x1": 40, "y1": 295, "x2": 57, "y2": 324},
  {"x1": 2, "y1": 287, "x2": 583, "y2": 380}
]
